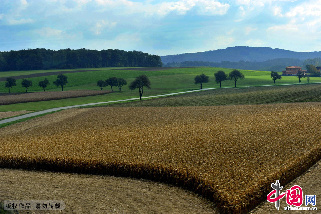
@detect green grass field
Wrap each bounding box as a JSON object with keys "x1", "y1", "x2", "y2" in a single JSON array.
[{"x1": 0, "y1": 67, "x2": 320, "y2": 112}]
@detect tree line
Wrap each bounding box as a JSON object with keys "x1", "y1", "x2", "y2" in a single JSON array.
[
  {"x1": 4, "y1": 74, "x2": 67, "y2": 93},
  {"x1": 0, "y1": 48, "x2": 162, "y2": 71},
  {"x1": 194, "y1": 69, "x2": 311, "y2": 90},
  {"x1": 194, "y1": 69, "x2": 245, "y2": 89},
  {"x1": 4, "y1": 74, "x2": 151, "y2": 101}
]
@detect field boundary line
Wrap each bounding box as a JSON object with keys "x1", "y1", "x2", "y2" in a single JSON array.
[
  {"x1": 0, "y1": 88, "x2": 215, "y2": 125},
  {"x1": 0, "y1": 82, "x2": 320, "y2": 125}
]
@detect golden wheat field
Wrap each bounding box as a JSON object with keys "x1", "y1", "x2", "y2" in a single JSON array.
[{"x1": 1, "y1": 103, "x2": 321, "y2": 213}]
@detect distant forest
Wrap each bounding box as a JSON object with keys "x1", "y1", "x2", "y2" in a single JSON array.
[
  {"x1": 164, "y1": 58, "x2": 321, "y2": 72},
  {"x1": 164, "y1": 58, "x2": 304, "y2": 71},
  {"x1": 0, "y1": 48, "x2": 162, "y2": 71}
]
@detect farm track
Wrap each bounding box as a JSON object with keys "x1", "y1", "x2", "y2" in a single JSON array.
[
  {"x1": 1, "y1": 103, "x2": 321, "y2": 213},
  {"x1": 0, "y1": 88, "x2": 214, "y2": 125}
]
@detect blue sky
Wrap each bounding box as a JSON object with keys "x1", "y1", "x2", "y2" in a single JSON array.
[{"x1": 0, "y1": 0, "x2": 321, "y2": 55}]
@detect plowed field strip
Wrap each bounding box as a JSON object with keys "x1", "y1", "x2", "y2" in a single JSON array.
[{"x1": 0, "y1": 90, "x2": 111, "y2": 105}]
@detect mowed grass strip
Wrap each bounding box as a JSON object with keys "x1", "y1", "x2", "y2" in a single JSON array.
[{"x1": 1, "y1": 103, "x2": 321, "y2": 213}]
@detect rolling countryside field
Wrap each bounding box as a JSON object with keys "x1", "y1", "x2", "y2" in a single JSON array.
[
  {"x1": 0, "y1": 67, "x2": 319, "y2": 112},
  {"x1": 1, "y1": 103, "x2": 321, "y2": 213},
  {"x1": 1, "y1": 67, "x2": 321, "y2": 213}
]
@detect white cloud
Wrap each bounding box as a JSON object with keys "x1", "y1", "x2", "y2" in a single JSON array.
[
  {"x1": 285, "y1": 0, "x2": 321, "y2": 17},
  {"x1": 91, "y1": 0, "x2": 229, "y2": 16},
  {"x1": 37, "y1": 27, "x2": 63, "y2": 37},
  {"x1": 196, "y1": 0, "x2": 230, "y2": 15},
  {"x1": 21, "y1": 0, "x2": 28, "y2": 6},
  {"x1": 267, "y1": 23, "x2": 299, "y2": 33},
  {"x1": 245, "y1": 26, "x2": 257, "y2": 35},
  {"x1": 7, "y1": 18, "x2": 34, "y2": 25},
  {"x1": 91, "y1": 20, "x2": 117, "y2": 35},
  {"x1": 87, "y1": 32, "x2": 142, "y2": 50},
  {"x1": 245, "y1": 39, "x2": 265, "y2": 47},
  {"x1": 207, "y1": 35, "x2": 235, "y2": 49},
  {"x1": 273, "y1": 6, "x2": 283, "y2": 17}
]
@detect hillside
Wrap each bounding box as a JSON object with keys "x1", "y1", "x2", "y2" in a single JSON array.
[{"x1": 161, "y1": 47, "x2": 321, "y2": 71}]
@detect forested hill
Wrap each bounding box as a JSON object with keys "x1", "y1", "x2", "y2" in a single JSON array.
[
  {"x1": 0, "y1": 48, "x2": 162, "y2": 71},
  {"x1": 161, "y1": 46, "x2": 321, "y2": 64}
]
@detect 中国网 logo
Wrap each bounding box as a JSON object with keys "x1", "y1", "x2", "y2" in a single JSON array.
[{"x1": 267, "y1": 180, "x2": 317, "y2": 211}]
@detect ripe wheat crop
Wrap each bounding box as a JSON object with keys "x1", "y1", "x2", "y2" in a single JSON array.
[{"x1": 1, "y1": 103, "x2": 321, "y2": 213}]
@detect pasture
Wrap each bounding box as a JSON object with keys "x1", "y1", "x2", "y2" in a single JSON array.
[
  {"x1": 1, "y1": 103, "x2": 321, "y2": 213},
  {"x1": 0, "y1": 67, "x2": 319, "y2": 112},
  {"x1": 1, "y1": 67, "x2": 321, "y2": 213}
]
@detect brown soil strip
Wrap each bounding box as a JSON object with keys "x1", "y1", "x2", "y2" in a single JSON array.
[
  {"x1": 0, "y1": 168, "x2": 218, "y2": 214},
  {"x1": 0, "y1": 111, "x2": 32, "y2": 120},
  {"x1": 0, "y1": 90, "x2": 111, "y2": 105},
  {"x1": 0, "y1": 69, "x2": 97, "y2": 82}
]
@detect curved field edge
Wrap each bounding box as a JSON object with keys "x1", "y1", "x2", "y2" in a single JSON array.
[
  {"x1": 1, "y1": 150, "x2": 320, "y2": 213},
  {"x1": 1, "y1": 104, "x2": 321, "y2": 213}
]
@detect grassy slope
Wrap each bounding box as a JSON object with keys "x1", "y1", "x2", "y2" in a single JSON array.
[{"x1": 0, "y1": 67, "x2": 320, "y2": 112}]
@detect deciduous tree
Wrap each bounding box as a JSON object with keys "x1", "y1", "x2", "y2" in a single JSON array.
[
  {"x1": 271, "y1": 71, "x2": 282, "y2": 84},
  {"x1": 97, "y1": 80, "x2": 107, "y2": 90},
  {"x1": 117, "y1": 78, "x2": 127, "y2": 91},
  {"x1": 54, "y1": 74, "x2": 68, "y2": 91},
  {"x1": 106, "y1": 77, "x2": 118, "y2": 91},
  {"x1": 38, "y1": 78, "x2": 50, "y2": 91},
  {"x1": 306, "y1": 64, "x2": 318, "y2": 76},
  {"x1": 129, "y1": 75, "x2": 151, "y2": 100},
  {"x1": 297, "y1": 70, "x2": 305, "y2": 83},
  {"x1": 229, "y1": 69, "x2": 244, "y2": 88},
  {"x1": 214, "y1": 70, "x2": 227, "y2": 88},
  {"x1": 5, "y1": 77, "x2": 16, "y2": 93},
  {"x1": 21, "y1": 79, "x2": 32, "y2": 92},
  {"x1": 194, "y1": 74, "x2": 209, "y2": 89}
]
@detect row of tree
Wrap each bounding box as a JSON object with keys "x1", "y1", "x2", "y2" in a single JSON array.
[
  {"x1": 4, "y1": 74, "x2": 67, "y2": 93},
  {"x1": 4, "y1": 74, "x2": 151, "y2": 101},
  {"x1": 98, "y1": 75, "x2": 152, "y2": 100},
  {"x1": 194, "y1": 69, "x2": 245, "y2": 89},
  {"x1": 0, "y1": 48, "x2": 162, "y2": 71},
  {"x1": 97, "y1": 77, "x2": 127, "y2": 92}
]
